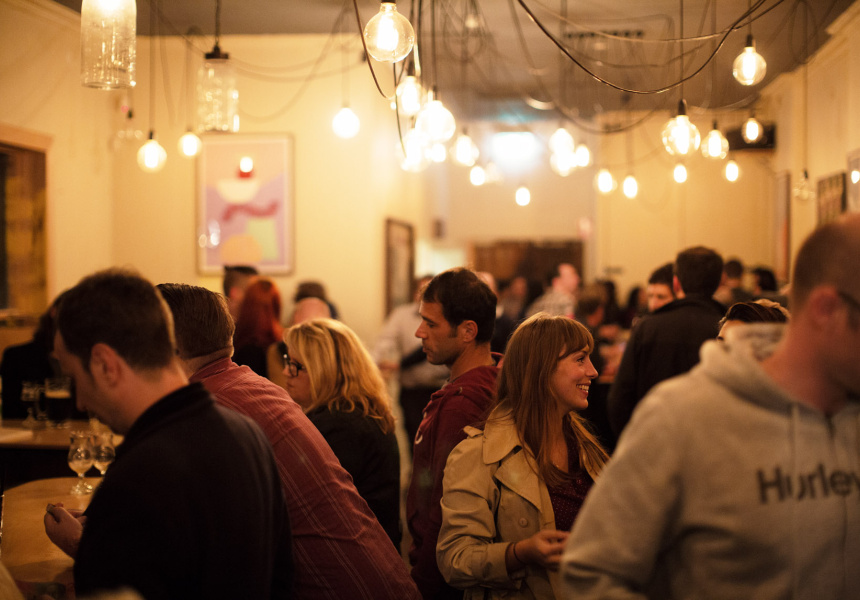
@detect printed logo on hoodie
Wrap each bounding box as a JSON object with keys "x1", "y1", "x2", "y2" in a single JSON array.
[{"x1": 758, "y1": 464, "x2": 860, "y2": 503}]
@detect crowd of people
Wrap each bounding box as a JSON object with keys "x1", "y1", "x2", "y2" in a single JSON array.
[{"x1": 3, "y1": 213, "x2": 856, "y2": 599}]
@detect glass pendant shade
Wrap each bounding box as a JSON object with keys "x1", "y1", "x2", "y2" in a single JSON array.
[
  {"x1": 622, "y1": 175, "x2": 639, "y2": 199},
  {"x1": 662, "y1": 101, "x2": 700, "y2": 156},
  {"x1": 452, "y1": 133, "x2": 479, "y2": 166},
  {"x1": 363, "y1": 2, "x2": 415, "y2": 63},
  {"x1": 725, "y1": 159, "x2": 740, "y2": 182},
  {"x1": 137, "y1": 134, "x2": 166, "y2": 172},
  {"x1": 81, "y1": 0, "x2": 136, "y2": 88},
  {"x1": 793, "y1": 170, "x2": 815, "y2": 201},
  {"x1": 702, "y1": 122, "x2": 729, "y2": 159},
  {"x1": 515, "y1": 186, "x2": 531, "y2": 206},
  {"x1": 395, "y1": 75, "x2": 424, "y2": 116},
  {"x1": 470, "y1": 165, "x2": 487, "y2": 186},
  {"x1": 178, "y1": 131, "x2": 202, "y2": 157},
  {"x1": 198, "y1": 46, "x2": 239, "y2": 132},
  {"x1": 732, "y1": 35, "x2": 767, "y2": 86},
  {"x1": 596, "y1": 169, "x2": 615, "y2": 194},
  {"x1": 673, "y1": 163, "x2": 688, "y2": 183},
  {"x1": 742, "y1": 116, "x2": 762, "y2": 143},
  {"x1": 549, "y1": 127, "x2": 574, "y2": 155},
  {"x1": 415, "y1": 91, "x2": 456, "y2": 143},
  {"x1": 332, "y1": 107, "x2": 361, "y2": 139}
]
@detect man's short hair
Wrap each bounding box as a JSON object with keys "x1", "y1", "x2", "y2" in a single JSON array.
[
  {"x1": 57, "y1": 269, "x2": 176, "y2": 371},
  {"x1": 222, "y1": 265, "x2": 258, "y2": 296},
  {"x1": 157, "y1": 284, "x2": 234, "y2": 360},
  {"x1": 724, "y1": 258, "x2": 744, "y2": 279},
  {"x1": 675, "y1": 247, "x2": 723, "y2": 296},
  {"x1": 648, "y1": 263, "x2": 674, "y2": 287},
  {"x1": 576, "y1": 285, "x2": 605, "y2": 319},
  {"x1": 422, "y1": 268, "x2": 497, "y2": 343},
  {"x1": 791, "y1": 216, "x2": 860, "y2": 310}
]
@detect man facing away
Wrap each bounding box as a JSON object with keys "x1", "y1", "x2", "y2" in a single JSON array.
[
  {"x1": 608, "y1": 246, "x2": 725, "y2": 436},
  {"x1": 44, "y1": 269, "x2": 292, "y2": 600},
  {"x1": 561, "y1": 214, "x2": 860, "y2": 599},
  {"x1": 525, "y1": 262, "x2": 580, "y2": 319},
  {"x1": 156, "y1": 283, "x2": 420, "y2": 600},
  {"x1": 407, "y1": 268, "x2": 501, "y2": 600}
]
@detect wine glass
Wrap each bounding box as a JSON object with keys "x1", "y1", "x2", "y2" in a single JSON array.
[
  {"x1": 92, "y1": 432, "x2": 116, "y2": 476},
  {"x1": 21, "y1": 381, "x2": 40, "y2": 428},
  {"x1": 68, "y1": 431, "x2": 94, "y2": 495}
]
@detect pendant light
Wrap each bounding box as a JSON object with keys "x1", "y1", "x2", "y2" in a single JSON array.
[
  {"x1": 179, "y1": 33, "x2": 202, "y2": 158},
  {"x1": 81, "y1": 0, "x2": 136, "y2": 88},
  {"x1": 725, "y1": 158, "x2": 740, "y2": 182},
  {"x1": 702, "y1": 121, "x2": 729, "y2": 159},
  {"x1": 673, "y1": 163, "x2": 688, "y2": 183},
  {"x1": 415, "y1": 88, "x2": 456, "y2": 143},
  {"x1": 741, "y1": 113, "x2": 762, "y2": 143},
  {"x1": 198, "y1": 0, "x2": 239, "y2": 133},
  {"x1": 595, "y1": 169, "x2": 615, "y2": 194},
  {"x1": 470, "y1": 165, "x2": 487, "y2": 186},
  {"x1": 395, "y1": 61, "x2": 424, "y2": 116},
  {"x1": 452, "y1": 129, "x2": 479, "y2": 167},
  {"x1": 137, "y1": 0, "x2": 165, "y2": 173},
  {"x1": 363, "y1": 2, "x2": 415, "y2": 63},
  {"x1": 515, "y1": 186, "x2": 531, "y2": 206},
  {"x1": 662, "y1": 3, "x2": 699, "y2": 157},
  {"x1": 333, "y1": 26, "x2": 360, "y2": 139},
  {"x1": 622, "y1": 129, "x2": 638, "y2": 199},
  {"x1": 732, "y1": 1, "x2": 766, "y2": 86}
]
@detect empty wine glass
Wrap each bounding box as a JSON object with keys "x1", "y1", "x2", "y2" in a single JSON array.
[
  {"x1": 68, "y1": 431, "x2": 94, "y2": 495},
  {"x1": 92, "y1": 432, "x2": 116, "y2": 476}
]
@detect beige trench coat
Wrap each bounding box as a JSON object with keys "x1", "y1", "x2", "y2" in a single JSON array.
[{"x1": 436, "y1": 411, "x2": 563, "y2": 600}]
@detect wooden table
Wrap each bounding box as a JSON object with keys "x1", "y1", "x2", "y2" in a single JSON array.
[{"x1": 1, "y1": 477, "x2": 99, "y2": 599}]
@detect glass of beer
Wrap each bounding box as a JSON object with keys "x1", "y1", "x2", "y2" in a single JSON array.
[{"x1": 45, "y1": 376, "x2": 74, "y2": 428}]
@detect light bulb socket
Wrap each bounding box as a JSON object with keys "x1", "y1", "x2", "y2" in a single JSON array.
[
  {"x1": 677, "y1": 99, "x2": 688, "y2": 117},
  {"x1": 745, "y1": 33, "x2": 755, "y2": 49},
  {"x1": 712, "y1": 120, "x2": 719, "y2": 130},
  {"x1": 147, "y1": 130, "x2": 155, "y2": 140},
  {"x1": 205, "y1": 44, "x2": 229, "y2": 60}
]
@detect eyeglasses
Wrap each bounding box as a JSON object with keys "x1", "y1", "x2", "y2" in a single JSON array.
[
  {"x1": 282, "y1": 353, "x2": 305, "y2": 378},
  {"x1": 837, "y1": 290, "x2": 860, "y2": 315}
]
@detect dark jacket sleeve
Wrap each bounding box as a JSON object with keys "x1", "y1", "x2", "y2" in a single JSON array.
[{"x1": 607, "y1": 328, "x2": 640, "y2": 437}]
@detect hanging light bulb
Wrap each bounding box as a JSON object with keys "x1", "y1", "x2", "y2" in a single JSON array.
[
  {"x1": 515, "y1": 186, "x2": 531, "y2": 206},
  {"x1": 452, "y1": 131, "x2": 479, "y2": 166},
  {"x1": 673, "y1": 163, "x2": 688, "y2": 183},
  {"x1": 198, "y1": 43, "x2": 239, "y2": 132},
  {"x1": 395, "y1": 74, "x2": 424, "y2": 116},
  {"x1": 793, "y1": 169, "x2": 815, "y2": 201},
  {"x1": 363, "y1": 2, "x2": 415, "y2": 63},
  {"x1": 550, "y1": 151, "x2": 577, "y2": 177},
  {"x1": 733, "y1": 34, "x2": 767, "y2": 86},
  {"x1": 596, "y1": 169, "x2": 615, "y2": 194},
  {"x1": 178, "y1": 130, "x2": 202, "y2": 157},
  {"x1": 742, "y1": 115, "x2": 763, "y2": 143},
  {"x1": 81, "y1": 0, "x2": 136, "y2": 88},
  {"x1": 429, "y1": 142, "x2": 447, "y2": 163},
  {"x1": 575, "y1": 144, "x2": 592, "y2": 167},
  {"x1": 725, "y1": 159, "x2": 740, "y2": 182},
  {"x1": 702, "y1": 121, "x2": 729, "y2": 159},
  {"x1": 662, "y1": 100, "x2": 701, "y2": 156},
  {"x1": 548, "y1": 127, "x2": 574, "y2": 155},
  {"x1": 400, "y1": 129, "x2": 430, "y2": 173},
  {"x1": 622, "y1": 175, "x2": 639, "y2": 199},
  {"x1": 470, "y1": 165, "x2": 487, "y2": 186},
  {"x1": 138, "y1": 132, "x2": 166, "y2": 173},
  {"x1": 332, "y1": 106, "x2": 361, "y2": 139},
  {"x1": 415, "y1": 89, "x2": 456, "y2": 143}
]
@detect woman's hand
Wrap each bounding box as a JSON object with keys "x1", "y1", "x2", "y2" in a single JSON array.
[{"x1": 506, "y1": 529, "x2": 569, "y2": 572}]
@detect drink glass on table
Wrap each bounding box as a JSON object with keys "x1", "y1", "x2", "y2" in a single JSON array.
[
  {"x1": 21, "y1": 381, "x2": 41, "y2": 428},
  {"x1": 45, "y1": 376, "x2": 74, "y2": 428},
  {"x1": 92, "y1": 432, "x2": 116, "y2": 476},
  {"x1": 68, "y1": 431, "x2": 94, "y2": 495}
]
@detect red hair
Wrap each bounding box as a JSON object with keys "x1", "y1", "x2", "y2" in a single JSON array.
[{"x1": 233, "y1": 278, "x2": 283, "y2": 349}]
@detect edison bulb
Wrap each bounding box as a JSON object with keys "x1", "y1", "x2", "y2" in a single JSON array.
[
  {"x1": 470, "y1": 165, "x2": 486, "y2": 186},
  {"x1": 702, "y1": 126, "x2": 728, "y2": 159},
  {"x1": 575, "y1": 144, "x2": 591, "y2": 167},
  {"x1": 673, "y1": 163, "x2": 688, "y2": 183},
  {"x1": 332, "y1": 107, "x2": 360, "y2": 139},
  {"x1": 596, "y1": 169, "x2": 615, "y2": 194},
  {"x1": 395, "y1": 75, "x2": 424, "y2": 116},
  {"x1": 662, "y1": 113, "x2": 700, "y2": 156},
  {"x1": 725, "y1": 159, "x2": 740, "y2": 182},
  {"x1": 742, "y1": 116, "x2": 762, "y2": 143},
  {"x1": 137, "y1": 137, "x2": 166, "y2": 172},
  {"x1": 732, "y1": 36, "x2": 767, "y2": 86},
  {"x1": 622, "y1": 175, "x2": 639, "y2": 199},
  {"x1": 548, "y1": 127, "x2": 574, "y2": 155},
  {"x1": 415, "y1": 92, "x2": 456, "y2": 143},
  {"x1": 452, "y1": 133, "x2": 479, "y2": 166},
  {"x1": 400, "y1": 129, "x2": 430, "y2": 173},
  {"x1": 515, "y1": 186, "x2": 531, "y2": 206},
  {"x1": 363, "y1": 3, "x2": 415, "y2": 63},
  {"x1": 550, "y1": 151, "x2": 577, "y2": 177},
  {"x1": 429, "y1": 142, "x2": 447, "y2": 163},
  {"x1": 178, "y1": 131, "x2": 202, "y2": 157}
]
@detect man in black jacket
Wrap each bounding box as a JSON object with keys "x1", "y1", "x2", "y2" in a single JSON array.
[{"x1": 608, "y1": 247, "x2": 725, "y2": 437}]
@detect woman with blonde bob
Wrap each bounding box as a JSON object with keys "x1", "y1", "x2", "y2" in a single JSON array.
[
  {"x1": 437, "y1": 314, "x2": 609, "y2": 600},
  {"x1": 283, "y1": 318, "x2": 401, "y2": 548}
]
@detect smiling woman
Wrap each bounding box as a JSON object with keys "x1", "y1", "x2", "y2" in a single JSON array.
[{"x1": 436, "y1": 314, "x2": 609, "y2": 600}]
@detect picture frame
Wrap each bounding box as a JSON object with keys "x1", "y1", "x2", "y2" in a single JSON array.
[
  {"x1": 773, "y1": 171, "x2": 791, "y2": 282},
  {"x1": 197, "y1": 134, "x2": 294, "y2": 275},
  {"x1": 385, "y1": 219, "x2": 415, "y2": 316},
  {"x1": 816, "y1": 171, "x2": 846, "y2": 226}
]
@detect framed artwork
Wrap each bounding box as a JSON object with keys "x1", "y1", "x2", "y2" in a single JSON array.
[
  {"x1": 847, "y1": 149, "x2": 860, "y2": 213},
  {"x1": 816, "y1": 171, "x2": 846, "y2": 226},
  {"x1": 773, "y1": 171, "x2": 791, "y2": 282},
  {"x1": 385, "y1": 219, "x2": 414, "y2": 316},
  {"x1": 197, "y1": 134, "x2": 294, "y2": 275}
]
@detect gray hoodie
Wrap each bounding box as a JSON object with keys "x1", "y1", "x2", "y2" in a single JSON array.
[{"x1": 560, "y1": 323, "x2": 860, "y2": 599}]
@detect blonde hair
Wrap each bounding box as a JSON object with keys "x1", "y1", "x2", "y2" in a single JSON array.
[
  {"x1": 495, "y1": 313, "x2": 609, "y2": 487},
  {"x1": 284, "y1": 318, "x2": 395, "y2": 434}
]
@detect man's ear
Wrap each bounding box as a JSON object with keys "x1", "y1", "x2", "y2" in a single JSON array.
[
  {"x1": 459, "y1": 320, "x2": 478, "y2": 343},
  {"x1": 805, "y1": 287, "x2": 841, "y2": 328},
  {"x1": 89, "y1": 343, "x2": 124, "y2": 387}
]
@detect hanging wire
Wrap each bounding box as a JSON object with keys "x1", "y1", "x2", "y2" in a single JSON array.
[
  {"x1": 350, "y1": 0, "x2": 396, "y2": 100},
  {"x1": 147, "y1": 0, "x2": 156, "y2": 134}
]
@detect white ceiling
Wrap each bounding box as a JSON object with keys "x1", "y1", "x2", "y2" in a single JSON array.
[{"x1": 55, "y1": 0, "x2": 856, "y2": 125}]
